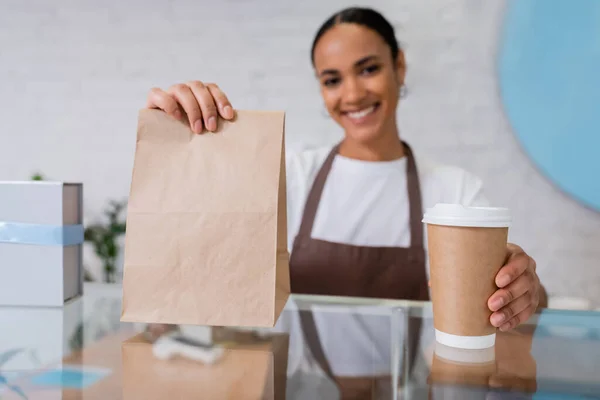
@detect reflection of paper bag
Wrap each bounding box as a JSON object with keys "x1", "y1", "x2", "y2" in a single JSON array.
[
  {"x1": 122, "y1": 333, "x2": 289, "y2": 400},
  {"x1": 121, "y1": 109, "x2": 290, "y2": 327}
]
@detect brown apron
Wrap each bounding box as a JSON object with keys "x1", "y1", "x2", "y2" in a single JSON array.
[{"x1": 289, "y1": 141, "x2": 429, "y2": 399}]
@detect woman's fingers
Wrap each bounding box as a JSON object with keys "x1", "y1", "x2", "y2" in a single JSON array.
[
  {"x1": 167, "y1": 84, "x2": 203, "y2": 134},
  {"x1": 206, "y1": 83, "x2": 235, "y2": 120},
  {"x1": 488, "y1": 269, "x2": 536, "y2": 312},
  {"x1": 500, "y1": 303, "x2": 537, "y2": 332},
  {"x1": 490, "y1": 289, "x2": 532, "y2": 328},
  {"x1": 146, "y1": 87, "x2": 182, "y2": 120},
  {"x1": 146, "y1": 81, "x2": 234, "y2": 134},
  {"x1": 188, "y1": 81, "x2": 219, "y2": 132}
]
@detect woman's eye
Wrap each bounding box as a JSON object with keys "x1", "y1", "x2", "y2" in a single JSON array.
[
  {"x1": 323, "y1": 77, "x2": 340, "y2": 87},
  {"x1": 361, "y1": 65, "x2": 380, "y2": 75}
]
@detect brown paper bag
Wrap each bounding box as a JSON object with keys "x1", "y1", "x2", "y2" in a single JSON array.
[
  {"x1": 121, "y1": 109, "x2": 290, "y2": 327},
  {"x1": 122, "y1": 332, "x2": 289, "y2": 400}
]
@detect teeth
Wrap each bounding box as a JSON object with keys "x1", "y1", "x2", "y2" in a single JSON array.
[{"x1": 347, "y1": 105, "x2": 376, "y2": 119}]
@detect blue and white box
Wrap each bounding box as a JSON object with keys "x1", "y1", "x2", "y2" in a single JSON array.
[{"x1": 0, "y1": 182, "x2": 83, "y2": 306}]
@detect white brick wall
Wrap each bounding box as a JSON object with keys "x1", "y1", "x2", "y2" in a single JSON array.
[{"x1": 1, "y1": 0, "x2": 599, "y2": 304}]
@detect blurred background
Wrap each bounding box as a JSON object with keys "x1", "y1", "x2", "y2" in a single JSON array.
[{"x1": 1, "y1": 0, "x2": 599, "y2": 304}]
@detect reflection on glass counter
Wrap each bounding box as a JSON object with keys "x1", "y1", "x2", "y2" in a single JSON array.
[{"x1": 0, "y1": 286, "x2": 599, "y2": 399}]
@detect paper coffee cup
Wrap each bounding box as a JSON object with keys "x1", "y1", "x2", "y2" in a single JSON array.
[{"x1": 423, "y1": 204, "x2": 511, "y2": 350}]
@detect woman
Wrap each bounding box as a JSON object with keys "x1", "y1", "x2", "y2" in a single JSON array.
[{"x1": 145, "y1": 8, "x2": 546, "y2": 333}]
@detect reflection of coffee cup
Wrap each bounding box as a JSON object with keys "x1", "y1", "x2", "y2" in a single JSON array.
[
  {"x1": 423, "y1": 204, "x2": 511, "y2": 349},
  {"x1": 429, "y1": 342, "x2": 497, "y2": 400},
  {"x1": 430, "y1": 342, "x2": 496, "y2": 385},
  {"x1": 434, "y1": 341, "x2": 495, "y2": 365}
]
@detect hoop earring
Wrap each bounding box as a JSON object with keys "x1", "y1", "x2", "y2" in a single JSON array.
[{"x1": 400, "y1": 84, "x2": 408, "y2": 98}]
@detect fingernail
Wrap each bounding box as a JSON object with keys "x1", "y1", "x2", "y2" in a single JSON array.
[
  {"x1": 491, "y1": 312, "x2": 505, "y2": 326},
  {"x1": 208, "y1": 116, "x2": 217, "y2": 131},
  {"x1": 174, "y1": 109, "x2": 182, "y2": 120},
  {"x1": 497, "y1": 275, "x2": 511, "y2": 287},
  {"x1": 224, "y1": 105, "x2": 233, "y2": 119},
  {"x1": 193, "y1": 119, "x2": 203, "y2": 133},
  {"x1": 499, "y1": 323, "x2": 511, "y2": 332},
  {"x1": 491, "y1": 297, "x2": 504, "y2": 311}
]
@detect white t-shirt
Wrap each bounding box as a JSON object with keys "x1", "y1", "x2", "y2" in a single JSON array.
[
  {"x1": 285, "y1": 146, "x2": 489, "y2": 252},
  {"x1": 277, "y1": 145, "x2": 491, "y2": 383}
]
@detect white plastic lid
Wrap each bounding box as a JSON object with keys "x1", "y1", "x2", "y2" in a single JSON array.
[{"x1": 422, "y1": 203, "x2": 511, "y2": 228}]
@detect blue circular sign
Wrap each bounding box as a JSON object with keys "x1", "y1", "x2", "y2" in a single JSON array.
[{"x1": 498, "y1": 0, "x2": 600, "y2": 211}]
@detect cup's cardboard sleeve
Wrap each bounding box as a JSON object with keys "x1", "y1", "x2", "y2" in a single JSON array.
[
  {"x1": 428, "y1": 225, "x2": 508, "y2": 337},
  {"x1": 0, "y1": 181, "x2": 83, "y2": 306},
  {"x1": 121, "y1": 109, "x2": 290, "y2": 327}
]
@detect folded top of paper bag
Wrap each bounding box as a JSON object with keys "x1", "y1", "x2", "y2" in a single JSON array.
[{"x1": 127, "y1": 109, "x2": 286, "y2": 214}]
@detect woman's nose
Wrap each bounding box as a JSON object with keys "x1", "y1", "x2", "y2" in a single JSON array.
[{"x1": 341, "y1": 77, "x2": 367, "y2": 104}]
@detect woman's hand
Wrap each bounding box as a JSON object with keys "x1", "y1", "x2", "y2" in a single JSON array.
[
  {"x1": 146, "y1": 81, "x2": 235, "y2": 134},
  {"x1": 488, "y1": 244, "x2": 547, "y2": 332}
]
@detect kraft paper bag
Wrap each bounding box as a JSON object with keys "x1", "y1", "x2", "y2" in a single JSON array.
[
  {"x1": 121, "y1": 109, "x2": 290, "y2": 327},
  {"x1": 122, "y1": 332, "x2": 289, "y2": 400}
]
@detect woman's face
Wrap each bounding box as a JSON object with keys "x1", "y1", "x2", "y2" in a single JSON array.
[{"x1": 313, "y1": 23, "x2": 405, "y2": 144}]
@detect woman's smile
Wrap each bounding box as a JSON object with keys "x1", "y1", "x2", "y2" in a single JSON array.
[{"x1": 341, "y1": 102, "x2": 381, "y2": 126}]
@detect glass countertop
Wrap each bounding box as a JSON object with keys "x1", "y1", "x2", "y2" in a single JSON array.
[{"x1": 1, "y1": 283, "x2": 599, "y2": 399}]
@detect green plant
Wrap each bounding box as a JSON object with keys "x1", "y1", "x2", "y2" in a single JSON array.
[
  {"x1": 69, "y1": 323, "x2": 85, "y2": 352},
  {"x1": 31, "y1": 172, "x2": 44, "y2": 181},
  {"x1": 84, "y1": 200, "x2": 127, "y2": 283}
]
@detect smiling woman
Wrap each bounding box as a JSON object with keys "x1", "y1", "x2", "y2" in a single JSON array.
[{"x1": 144, "y1": 6, "x2": 545, "y2": 355}]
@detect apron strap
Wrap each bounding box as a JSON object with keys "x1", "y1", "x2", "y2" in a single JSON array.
[
  {"x1": 404, "y1": 142, "x2": 424, "y2": 248},
  {"x1": 296, "y1": 144, "x2": 340, "y2": 238},
  {"x1": 299, "y1": 310, "x2": 337, "y2": 381}
]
